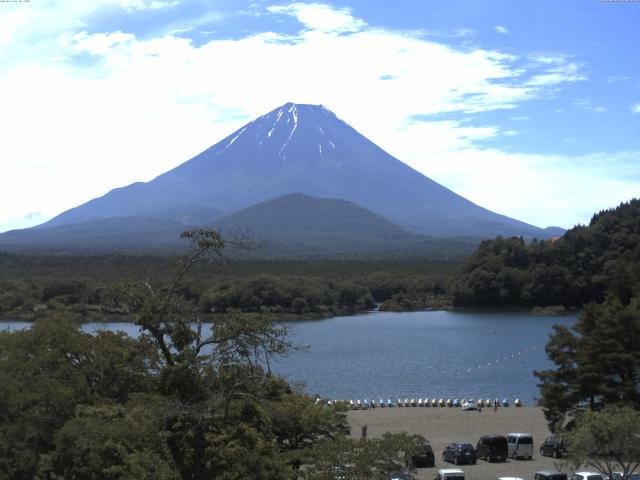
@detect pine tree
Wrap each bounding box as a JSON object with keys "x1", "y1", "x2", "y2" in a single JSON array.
[{"x1": 535, "y1": 294, "x2": 640, "y2": 431}]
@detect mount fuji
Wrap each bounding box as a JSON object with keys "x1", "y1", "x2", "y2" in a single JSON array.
[{"x1": 1, "y1": 103, "x2": 559, "y2": 253}]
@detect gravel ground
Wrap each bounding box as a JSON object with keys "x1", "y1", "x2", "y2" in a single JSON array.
[{"x1": 347, "y1": 406, "x2": 566, "y2": 480}]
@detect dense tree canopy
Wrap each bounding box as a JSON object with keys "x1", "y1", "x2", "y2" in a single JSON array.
[
  {"x1": 535, "y1": 293, "x2": 640, "y2": 431},
  {"x1": 561, "y1": 406, "x2": 640, "y2": 480},
  {"x1": 452, "y1": 199, "x2": 640, "y2": 308},
  {"x1": 0, "y1": 251, "x2": 456, "y2": 320},
  {"x1": 300, "y1": 432, "x2": 426, "y2": 480},
  {"x1": 0, "y1": 229, "x2": 431, "y2": 479}
]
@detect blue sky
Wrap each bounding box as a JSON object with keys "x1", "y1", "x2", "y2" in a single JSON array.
[{"x1": 1, "y1": 0, "x2": 638, "y2": 233}]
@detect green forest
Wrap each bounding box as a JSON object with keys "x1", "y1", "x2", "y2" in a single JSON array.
[
  {"x1": 451, "y1": 199, "x2": 640, "y2": 309},
  {"x1": 0, "y1": 253, "x2": 454, "y2": 321},
  {"x1": 3, "y1": 200, "x2": 640, "y2": 320},
  {"x1": 0, "y1": 230, "x2": 428, "y2": 480}
]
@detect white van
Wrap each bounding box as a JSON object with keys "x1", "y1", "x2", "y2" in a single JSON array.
[
  {"x1": 436, "y1": 468, "x2": 465, "y2": 480},
  {"x1": 506, "y1": 433, "x2": 534, "y2": 459}
]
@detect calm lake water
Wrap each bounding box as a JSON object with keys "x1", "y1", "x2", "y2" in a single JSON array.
[{"x1": 1, "y1": 310, "x2": 576, "y2": 404}]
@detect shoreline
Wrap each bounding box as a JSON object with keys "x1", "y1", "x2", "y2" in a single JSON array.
[{"x1": 0, "y1": 304, "x2": 578, "y2": 324}]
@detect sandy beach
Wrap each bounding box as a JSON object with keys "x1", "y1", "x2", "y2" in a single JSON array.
[{"x1": 347, "y1": 406, "x2": 565, "y2": 480}]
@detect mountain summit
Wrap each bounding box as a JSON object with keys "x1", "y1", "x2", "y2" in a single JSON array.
[{"x1": 27, "y1": 103, "x2": 550, "y2": 242}]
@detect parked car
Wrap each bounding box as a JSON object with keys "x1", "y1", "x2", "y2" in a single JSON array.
[
  {"x1": 461, "y1": 401, "x2": 477, "y2": 411},
  {"x1": 412, "y1": 443, "x2": 435, "y2": 468},
  {"x1": 476, "y1": 435, "x2": 508, "y2": 462},
  {"x1": 442, "y1": 443, "x2": 477, "y2": 465},
  {"x1": 607, "y1": 473, "x2": 640, "y2": 480},
  {"x1": 540, "y1": 436, "x2": 567, "y2": 458},
  {"x1": 571, "y1": 473, "x2": 604, "y2": 480},
  {"x1": 435, "y1": 468, "x2": 465, "y2": 480},
  {"x1": 534, "y1": 470, "x2": 568, "y2": 480},
  {"x1": 506, "y1": 433, "x2": 534, "y2": 459}
]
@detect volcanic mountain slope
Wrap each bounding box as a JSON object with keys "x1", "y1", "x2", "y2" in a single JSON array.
[
  {"x1": 0, "y1": 217, "x2": 189, "y2": 253},
  {"x1": 35, "y1": 102, "x2": 554, "y2": 239}
]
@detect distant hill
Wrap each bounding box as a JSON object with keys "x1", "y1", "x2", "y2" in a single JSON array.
[
  {"x1": 214, "y1": 193, "x2": 421, "y2": 254},
  {"x1": 451, "y1": 199, "x2": 640, "y2": 308},
  {"x1": 543, "y1": 226, "x2": 566, "y2": 237}
]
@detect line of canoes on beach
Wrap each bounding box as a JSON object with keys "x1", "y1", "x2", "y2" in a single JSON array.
[{"x1": 315, "y1": 398, "x2": 523, "y2": 409}]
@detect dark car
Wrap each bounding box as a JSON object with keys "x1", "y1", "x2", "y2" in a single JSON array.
[
  {"x1": 476, "y1": 435, "x2": 508, "y2": 462},
  {"x1": 442, "y1": 443, "x2": 477, "y2": 465},
  {"x1": 412, "y1": 443, "x2": 435, "y2": 468},
  {"x1": 540, "y1": 436, "x2": 567, "y2": 458},
  {"x1": 534, "y1": 470, "x2": 568, "y2": 480}
]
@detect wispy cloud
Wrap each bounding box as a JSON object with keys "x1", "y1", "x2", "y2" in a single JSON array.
[
  {"x1": 573, "y1": 98, "x2": 607, "y2": 113},
  {"x1": 607, "y1": 75, "x2": 630, "y2": 83},
  {"x1": 526, "y1": 61, "x2": 586, "y2": 86},
  {"x1": 454, "y1": 28, "x2": 475, "y2": 37},
  {"x1": 407, "y1": 148, "x2": 640, "y2": 228},
  {"x1": 495, "y1": 25, "x2": 510, "y2": 35},
  {"x1": 631, "y1": 103, "x2": 640, "y2": 114},
  {"x1": 23, "y1": 211, "x2": 42, "y2": 220},
  {"x1": 267, "y1": 2, "x2": 366, "y2": 33},
  {"x1": 119, "y1": 0, "x2": 180, "y2": 12}
]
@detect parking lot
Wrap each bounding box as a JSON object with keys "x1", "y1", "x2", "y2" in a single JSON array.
[{"x1": 347, "y1": 406, "x2": 566, "y2": 480}]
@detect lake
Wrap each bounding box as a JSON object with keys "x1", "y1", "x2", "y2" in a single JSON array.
[{"x1": 0, "y1": 310, "x2": 576, "y2": 404}]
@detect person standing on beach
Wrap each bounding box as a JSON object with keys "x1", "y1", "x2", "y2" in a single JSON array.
[
  {"x1": 493, "y1": 399, "x2": 498, "y2": 412},
  {"x1": 361, "y1": 423, "x2": 368, "y2": 440}
]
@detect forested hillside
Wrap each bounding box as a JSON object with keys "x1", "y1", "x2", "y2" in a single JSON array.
[{"x1": 451, "y1": 199, "x2": 640, "y2": 308}]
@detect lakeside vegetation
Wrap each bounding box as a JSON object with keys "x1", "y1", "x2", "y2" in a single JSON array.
[
  {"x1": 2, "y1": 201, "x2": 640, "y2": 322},
  {"x1": 0, "y1": 229, "x2": 428, "y2": 479},
  {"x1": 0, "y1": 254, "x2": 455, "y2": 321},
  {"x1": 2, "y1": 200, "x2": 639, "y2": 323}
]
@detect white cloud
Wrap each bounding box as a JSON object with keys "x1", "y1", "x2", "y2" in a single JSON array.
[
  {"x1": 495, "y1": 25, "x2": 510, "y2": 35},
  {"x1": 607, "y1": 75, "x2": 630, "y2": 83},
  {"x1": 573, "y1": 98, "x2": 607, "y2": 113},
  {"x1": 454, "y1": 28, "x2": 475, "y2": 37},
  {"x1": 0, "y1": 1, "x2": 625, "y2": 233},
  {"x1": 59, "y1": 31, "x2": 136, "y2": 56},
  {"x1": 631, "y1": 103, "x2": 640, "y2": 114},
  {"x1": 403, "y1": 147, "x2": 640, "y2": 229},
  {"x1": 526, "y1": 61, "x2": 586, "y2": 86},
  {"x1": 530, "y1": 54, "x2": 566, "y2": 65},
  {"x1": 267, "y1": 2, "x2": 366, "y2": 33},
  {"x1": 119, "y1": 0, "x2": 180, "y2": 12}
]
